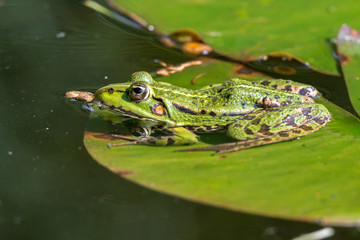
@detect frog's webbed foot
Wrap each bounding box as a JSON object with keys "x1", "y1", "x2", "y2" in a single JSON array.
[{"x1": 107, "y1": 133, "x2": 141, "y2": 147}]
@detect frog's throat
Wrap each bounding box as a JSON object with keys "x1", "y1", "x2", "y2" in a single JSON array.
[
  {"x1": 94, "y1": 100, "x2": 175, "y2": 127},
  {"x1": 94, "y1": 100, "x2": 155, "y2": 121}
]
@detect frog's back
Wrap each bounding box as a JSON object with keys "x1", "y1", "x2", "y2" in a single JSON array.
[{"x1": 151, "y1": 78, "x2": 308, "y2": 126}]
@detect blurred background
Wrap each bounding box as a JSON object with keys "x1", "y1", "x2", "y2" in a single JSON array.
[{"x1": 1, "y1": 0, "x2": 359, "y2": 239}]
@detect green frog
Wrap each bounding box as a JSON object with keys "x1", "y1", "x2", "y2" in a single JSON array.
[{"x1": 93, "y1": 71, "x2": 331, "y2": 154}]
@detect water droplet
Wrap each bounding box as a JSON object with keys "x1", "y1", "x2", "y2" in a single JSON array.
[
  {"x1": 8, "y1": 151, "x2": 13, "y2": 155},
  {"x1": 56, "y1": 31, "x2": 66, "y2": 39},
  {"x1": 147, "y1": 25, "x2": 155, "y2": 31}
]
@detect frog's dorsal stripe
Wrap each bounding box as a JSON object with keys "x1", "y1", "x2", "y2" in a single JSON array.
[{"x1": 172, "y1": 102, "x2": 200, "y2": 115}]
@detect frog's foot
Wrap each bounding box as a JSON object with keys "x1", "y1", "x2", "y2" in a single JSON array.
[
  {"x1": 108, "y1": 127, "x2": 200, "y2": 148},
  {"x1": 107, "y1": 133, "x2": 142, "y2": 147}
]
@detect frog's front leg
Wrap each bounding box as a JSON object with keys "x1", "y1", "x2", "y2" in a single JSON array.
[
  {"x1": 181, "y1": 103, "x2": 331, "y2": 154},
  {"x1": 109, "y1": 127, "x2": 200, "y2": 147}
]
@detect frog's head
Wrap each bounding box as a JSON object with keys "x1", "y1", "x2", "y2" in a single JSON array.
[{"x1": 94, "y1": 71, "x2": 175, "y2": 126}]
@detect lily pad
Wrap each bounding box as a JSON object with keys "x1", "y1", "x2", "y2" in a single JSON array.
[
  {"x1": 108, "y1": 0, "x2": 360, "y2": 75},
  {"x1": 85, "y1": 94, "x2": 360, "y2": 226}
]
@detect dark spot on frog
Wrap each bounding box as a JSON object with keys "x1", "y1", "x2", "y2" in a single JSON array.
[
  {"x1": 253, "y1": 103, "x2": 263, "y2": 108},
  {"x1": 205, "y1": 126, "x2": 213, "y2": 131},
  {"x1": 266, "y1": 108, "x2": 281, "y2": 112},
  {"x1": 282, "y1": 114, "x2": 299, "y2": 127},
  {"x1": 298, "y1": 88, "x2": 309, "y2": 96},
  {"x1": 200, "y1": 109, "x2": 207, "y2": 114},
  {"x1": 262, "y1": 97, "x2": 281, "y2": 107},
  {"x1": 274, "y1": 95, "x2": 280, "y2": 99},
  {"x1": 280, "y1": 100, "x2": 292, "y2": 106},
  {"x1": 196, "y1": 127, "x2": 207, "y2": 133},
  {"x1": 313, "y1": 116, "x2": 330, "y2": 124},
  {"x1": 252, "y1": 119, "x2": 261, "y2": 125},
  {"x1": 263, "y1": 138, "x2": 272, "y2": 142},
  {"x1": 261, "y1": 80, "x2": 270, "y2": 86},
  {"x1": 292, "y1": 129, "x2": 301, "y2": 134},
  {"x1": 110, "y1": 105, "x2": 115, "y2": 110},
  {"x1": 209, "y1": 111, "x2": 216, "y2": 117},
  {"x1": 186, "y1": 126, "x2": 195, "y2": 131},
  {"x1": 153, "y1": 96, "x2": 164, "y2": 101},
  {"x1": 167, "y1": 138, "x2": 175, "y2": 146},
  {"x1": 107, "y1": 88, "x2": 115, "y2": 94},
  {"x1": 284, "y1": 85, "x2": 293, "y2": 92},
  {"x1": 241, "y1": 101, "x2": 246, "y2": 106},
  {"x1": 301, "y1": 107, "x2": 312, "y2": 117},
  {"x1": 241, "y1": 115, "x2": 256, "y2": 120},
  {"x1": 227, "y1": 94, "x2": 233, "y2": 98},
  {"x1": 245, "y1": 128, "x2": 254, "y2": 135},
  {"x1": 272, "y1": 84, "x2": 278, "y2": 89},
  {"x1": 173, "y1": 102, "x2": 199, "y2": 115},
  {"x1": 259, "y1": 124, "x2": 272, "y2": 135},
  {"x1": 162, "y1": 129, "x2": 173, "y2": 135},
  {"x1": 278, "y1": 131, "x2": 290, "y2": 138},
  {"x1": 151, "y1": 103, "x2": 167, "y2": 116},
  {"x1": 300, "y1": 125, "x2": 313, "y2": 131}
]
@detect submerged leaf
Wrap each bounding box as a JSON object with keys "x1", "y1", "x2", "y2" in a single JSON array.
[{"x1": 336, "y1": 24, "x2": 360, "y2": 115}]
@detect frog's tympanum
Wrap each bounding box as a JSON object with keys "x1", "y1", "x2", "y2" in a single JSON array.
[{"x1": 93, "y1": 71, "x2": 331, "y2": 154}]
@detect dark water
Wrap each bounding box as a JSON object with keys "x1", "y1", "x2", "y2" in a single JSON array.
[{"x1": 1, "y1": 0, "x2": 359, "y2": 239}]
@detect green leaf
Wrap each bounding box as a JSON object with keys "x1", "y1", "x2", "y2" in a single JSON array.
[
  {"x1": 109, "y1": 0, "x2": 360, "y2": 75},
  {"x1": 337, "y1": 24, "x2": 360, "y2": 115},
  {"x1": 82, "y1": 1, "x2": 360, "y2": 225}
]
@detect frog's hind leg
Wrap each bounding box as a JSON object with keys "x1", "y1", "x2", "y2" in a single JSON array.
[
  {"x1": 180, "y1": 103, "x2": 331, "y2": 154},
  {"x1": 255, "y1": 79, "x2": 320, "y2": 99}
]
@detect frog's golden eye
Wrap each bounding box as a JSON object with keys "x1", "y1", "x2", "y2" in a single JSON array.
[{"x1": 129, "y1": 83, "x2": 150, "y2": 102}]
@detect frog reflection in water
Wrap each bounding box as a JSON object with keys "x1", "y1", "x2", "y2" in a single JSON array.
[{"x1": 93, "y1": 71, "x2": 331, "y2": 154}]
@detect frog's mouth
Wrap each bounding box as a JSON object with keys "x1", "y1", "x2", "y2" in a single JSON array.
[{"x1": 94, "y1": 100, "x2": 157, "y2": 122}]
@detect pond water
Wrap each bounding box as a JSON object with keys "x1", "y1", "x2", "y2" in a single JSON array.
[{"x1": 1, "y1": 0, "x2": 359, "y2": 239}]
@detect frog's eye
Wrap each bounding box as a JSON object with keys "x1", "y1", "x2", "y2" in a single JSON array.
[{"x1": 129, "y1": 83, "x2": 150, "y2": 102}]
